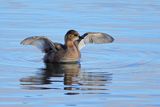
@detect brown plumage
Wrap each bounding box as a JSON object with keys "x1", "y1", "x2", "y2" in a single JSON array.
[{"x1": 21, "y1": 29, "x2": 114, "y2": 63}]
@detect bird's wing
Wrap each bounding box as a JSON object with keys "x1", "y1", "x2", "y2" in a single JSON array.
[
  {"x1": 20, "y1": 36, "x2": 60, "y2": 53},
  {"x1": 78, "y1": 32, "x2": 114, "y2": 50}
]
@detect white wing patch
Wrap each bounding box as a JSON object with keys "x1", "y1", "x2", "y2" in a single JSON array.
[
  {"x1": 78, "y1": 39, "x2": 86, "y2": 50},
  {"x1": 78, "y1": 32, "x2": 114, "y2": 50}
]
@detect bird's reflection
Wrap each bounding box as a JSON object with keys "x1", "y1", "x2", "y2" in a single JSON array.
[{"x1": 20, "y1": 63, "x2": 112, "y2": 94}]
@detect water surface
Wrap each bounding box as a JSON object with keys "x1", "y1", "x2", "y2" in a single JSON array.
[{"x1": 0, "y1": 0, "x2": 160, "y2": 107}]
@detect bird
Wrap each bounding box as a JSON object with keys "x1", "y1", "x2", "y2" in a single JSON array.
[{"x1": 20, "y1": 29, "x2": 114, "y2": 63}]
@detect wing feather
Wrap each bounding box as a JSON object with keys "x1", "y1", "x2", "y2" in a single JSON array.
[
  {"x1": 78, "y1": 32, "x2": 114, "y2": 50},
  {"x1": 21, "y1": 36, "x2": 57, "y2": 53}
]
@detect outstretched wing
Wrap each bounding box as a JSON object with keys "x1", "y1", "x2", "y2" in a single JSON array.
[
  {"x1": 21, "y1": 36, "x2": 58, "y2": 53},
  {"x1": 78, "y1": 32, "x2": 114, "y2": 50}
]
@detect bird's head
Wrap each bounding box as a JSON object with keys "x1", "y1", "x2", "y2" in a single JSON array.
[{"x1": 65, "y1": 30, "x2": 80, "y2": 43}]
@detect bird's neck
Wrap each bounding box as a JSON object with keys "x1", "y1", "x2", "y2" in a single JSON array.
[
  {"x1": 65, "y1": 40, "x2": 81, "y2": 58},
  {"x1": 66, "y1": 40, "x2": 75, "y2": 48}
]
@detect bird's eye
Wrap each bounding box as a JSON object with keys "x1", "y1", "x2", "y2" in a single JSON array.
[{"x1": 69, "y1": 35, "x2": 73, "y2": 38}]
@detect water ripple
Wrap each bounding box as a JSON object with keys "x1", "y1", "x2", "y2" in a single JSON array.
[{"x1": 81, "y1": 44, "x2": 160, "y2": 70}]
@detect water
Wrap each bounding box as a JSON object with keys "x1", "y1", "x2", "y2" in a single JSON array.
[{"x1": 0, "y1": 0, "x2": 160, "y2": 107}]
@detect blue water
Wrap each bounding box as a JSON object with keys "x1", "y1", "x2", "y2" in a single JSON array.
[{"x1": 0, "y1": 0, "x2": 160, "y2": 107}]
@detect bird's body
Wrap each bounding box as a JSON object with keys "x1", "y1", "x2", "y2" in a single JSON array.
[
  {"x1": 21, "y1": 30, "x2": 114, "y2": 63},
  {"x1": 44, "y1": 41, "x2": 80, "y2": 63}
]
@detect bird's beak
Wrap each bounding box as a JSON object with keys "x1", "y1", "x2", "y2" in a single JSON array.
[{"x1": 79, "y1": 36, "x2": 84, "y2": 40}]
